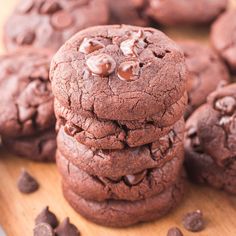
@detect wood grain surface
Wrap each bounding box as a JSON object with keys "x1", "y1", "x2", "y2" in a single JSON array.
[{"x1": 0, "y1": 1, "x2": 236, "y2": 235}]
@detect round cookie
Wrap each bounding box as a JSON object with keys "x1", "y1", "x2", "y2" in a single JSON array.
[
  {"x1": 178, "y1": 41, "x2": 230, "y2": 117},
  {"x1": 185, "y1": 105, "x2": 236, "y2": 194},
  {"x1": 211, "y1": 10, "x2": 236, "y2": 72},
  {"x1": 57, "y1": 118, "x2": 184, "y2": 178},
  {"x1": 57, "y1": 150, "x2": 184, "y2": 201},
  {"x1": 145, "y1": 0, "x2": 228, "y2": 26},
  {"x1": 0, "y1": 48, "x2": 55, "y2": 138},
  {"x1": 2, "y1": 129, "x2": 56, "y2": 162},
  {"x1": 4, "y1": 0, "x2": 109, "y2": 52},
  {"x1": 62, "y1": 177, "x2": 185, "y2": 227},
  {"x1": 108, "y1": 0, "x2": 148, "y2": 26},
  {"x1": 50, "y1": 25, "x2": 187, "y2": 121},
  {"x1": 55, "y1": 93, "x2": 187, "y2": 149},
  {"x1": 196, "y1": 84, "x2": 236, "y2": 167}
]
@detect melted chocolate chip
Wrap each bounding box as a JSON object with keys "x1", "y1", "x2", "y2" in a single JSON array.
[
  {"x1": 35, "y1": 206, "x2": 58, "y2": 228},
  {"x1": 34, "y1": 223, "x2": 55, "y2": 236},
  {"x1": 16, "y1": 31, "x2": 35, "y2": 45},
  {"x1": 17, "y1": 170, "x2": 39, "y2": 194},
  {"x1": 51, "y1": 11, "x2": 73, "y2": 29},
  {"x1": 79, "y1": 38, "x2": 104, "y2": 54},
  {"x1": 117, "y1": 61, "x2": 140, "y2": 81},
  {"x1": 86, "y1": 53, "x2": 116, "y2": 76},
  {"x1": 40, "y1": 0, "x2": 62, "y2": 14},
  {"x1": 167, "y1": 227, "x2": 183, "y2": 236},
  {"x1": 215, "y1": 96, "x2": 236, "y2": 114},
  {"x1": 182, "y1": 210, "x2": 204, "y2": 232},
  {"x1": 123, "y1": 170, "x2": 147, "y2": 186},
  {"x1": 64, "y1": 123, "x2": 81, "y2": 136},
  {"x1": 55, "y1": 218, "x2": 80, "y2": 236},
  {"x1": 17, "y1": 0, "x2": 34, "y2": 13}
]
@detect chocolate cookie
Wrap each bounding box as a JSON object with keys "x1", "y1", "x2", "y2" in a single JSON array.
[
  {"x1": 57, "y1": 150, "x2": 184, "y2": 201},
  {"x1": 145, "y1": 0, "x2": 228, "y2": 26},
  {"x1": 211, "y1": 10, "x2": 236, "y2": 72},
  {"x1": 196, "y1": 84, "x2": 236, "y2": 167},
  {"x1": 57, "y1": 118, "x2": 184, "y2": 178},
  {"x1": 2, "y1": 129, "x2": 56, "y2": 162},
  {"x1": 108, "y1": 0, "x2": 148, "y2": 26},
  {"x1": 185, "y1": 105, "x2": 236, "y2": 194},
  {"x1": 50, "y1": 25, "x2": 187, "y2": 121},
  {"x1": 4, "y1": 0, "x2": 109, "y2": 52},
  {"x1": 0, "y1": 48, "x2": 55, "y2": 138},
  {"x1": 178, "y1": 41, "x2": 230, "y2": 117},
  {"x1": 62, "y1": 177, "x2": 185, "y2": 227},
  {"x1": 55, "y1": 93, "x2": 187, "y2": 149}
]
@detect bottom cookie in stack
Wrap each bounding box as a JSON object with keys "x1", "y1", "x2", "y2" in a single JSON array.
[
  {"x1": 185, "y1": 84, "x2": 236, "y2": 194},
  {"x1": 2, "y1": 129, "x2": 56, "y2": 162}
]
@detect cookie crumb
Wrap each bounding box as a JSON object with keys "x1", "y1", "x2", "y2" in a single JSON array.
[
  {"x1": 17, "y1": 169, "x2": 39, "y2": 193},
  {"x1": 35, "y1": 206, "x2": 58, "y2": 228},
  {"x1": 55, "y1": 217, "x2": 80, "y2": 236},
  {"x1": 33, "y1": 223, "x2": 54, "y2": 236},
  {"x1": 167, "y1": 227, "x2": 183, "y2": 236},
  {"x1": 182, "y1": 210, "x2": 204, "y2": 232}
]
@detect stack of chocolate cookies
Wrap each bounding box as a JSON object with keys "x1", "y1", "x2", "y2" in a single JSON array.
[
  {"x1": 0, "y1": 48, "x2": 56, "y2": 162},
  {"x1": 50, "y1": 25, "x2": 188, "y2": 227},
  {"x1": 185, "y1": 83, "x2": 236, "y2": 194}
]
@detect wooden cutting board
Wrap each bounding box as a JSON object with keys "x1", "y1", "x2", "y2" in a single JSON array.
[{"x1": 0, "y1": 1, "x2": 236, "y2": 235}]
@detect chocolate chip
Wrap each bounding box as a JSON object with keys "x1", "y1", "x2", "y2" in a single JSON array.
[
  {"x1": 182, "y1": 210, "x2": 204, "y2": 232},
  {"x1": 17, "y1": 0, "x2": 34, "y2": 13},
  {"x1": 55, "y1": 218, "x2": 80, "y2": 236},
  {"x1": 215, "y1": 96, "x2": 236, "y2": 114},
  {"x1": 35, "y1": 206, "x2": 58, "y2": 228},
  {"x1": 79, "y1": 38, "x2": 104, "y2": 54},
  {"x1": 17, "y1": 169, "x2": 39, "y2": 194},
  {"x1": 51, "y1": 11, "x2": 73, "y2": 30},
  {"x1": 117, "y1": 61, "x2": 140, "y2": 81},
  {"x1": 167, "y1": 227, "x2": 183, "y2": 236},
  {"x1": 40, "y1": 0, "x2": 62, "y2": 14},
  {"x1": 16, "y1": 31, "x2": 35, "y2": 45},
  {"x1": 124, "y1": 170, "x2": 147, "y2": 186},
  {"x1": 86, "y1": 53, "x2": 116, "y2": 77},
  {"x1": 64, "y1": 122, "x2": 81, "y2": 136},
  {"x1": 33, "y1": 223, "x2": 55, "y2": 236}
]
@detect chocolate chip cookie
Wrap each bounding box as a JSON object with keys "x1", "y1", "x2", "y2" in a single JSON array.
[
  {"x1": 179, "y1": 41, "x2": 230, "y2": 117},
  {"x1": 145, "y1": 0, "x2": 228, "y2": 26},
  {"x1": 4, "y1": 0, "x2": 109, "y2": 52},
  {"x1": 0, "y1": 48, "x2": 55, "y2": 138},
  {"x1": 2, "y1": 129, "x2": 56, "y2": 162},
  {"x1": 211, "y1": 10, "x2": 236, "y2": 72},
  {"x1": 50, "y1": 25, "x2": 187, "y2": 121}
]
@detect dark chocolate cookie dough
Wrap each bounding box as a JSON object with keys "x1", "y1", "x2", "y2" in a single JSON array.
[
  {"x1": 145, "y1": 0, "x2": 228, "y2": 26},
  {"x1": 57, "y1": 150, "x2": 184, "y2": 201},
  {"x1": 2, "y1": 129, "x2": 56, "y2": 162},
  {"x1": 211, "y1": 10, "x2": 236, "y2": 71},
  {"x1": 62, "y1": 177, "x2": 185, "y2": 227},
  {"x1": 178, "y1": 41, "x2": 229, "y2": 117},
  {"x1": 50, "y1": 25, "x2": 187, "y2": 121},
  {"x1": 57, "y1": 118, "x2": 184, "y2": 178},
  {"x1": 4, "y1": 0, "x2": 109, "y2": 52},
  {"x1": 185, "y1": 104, "x2": 236, "y2": 194},
  {"x1": 0, "y1": 48, "x2": 55, "y2": 138}
]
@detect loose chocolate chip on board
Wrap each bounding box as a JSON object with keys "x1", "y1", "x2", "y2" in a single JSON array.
[
  {"x1": 34, "y1": 223, "x2": 55, "y2": 236},
  {"x1": 51, "y1": 11, "x2": 73, "y2": 30},
  {"x1": 182, "y1": 210, "x2": 204, "y2": 232},
  {"x1": 17, "y1": 169, "x2": 39, "y2": 194},
  {"x1": 55, "y1": 218, "x2": 80, "y2": 236},
  {"x1": 35, "y1": 206, "x2": 59, "y2": 228},
  {"x1": 167, "y1": 227, "x2": 183, "y2": 236}
]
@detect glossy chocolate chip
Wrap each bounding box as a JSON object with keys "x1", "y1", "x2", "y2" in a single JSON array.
[
  {"x1": 182, "y1": 210, "x2": 204, "y2": 232},
  {"x1": 51, "y1": 11, "x2": 73, "y2": 30},
  {"x1": 16, "y1": 31, "x2": 35, "y2": 45},
  {"x1": 123, "y1": 170, "x2": 147, "y2": 186},
  {"x1": 17, "y1": 0, "x2": 34, "y2": 13},
  {"x1": 86, "y1": 53, "x2": 116, "y2": 76},
  {"x1": 117, "y1": 61, "x2": 140, "y2": 81},
  {"x1": 64, "y1": 123, "x2": 81, "y2": 136},
  {"x1": 215, "y1": 96, "x2": 236, "y2": 114},
  {"x1": 54, "y1": 218, "x2": 80, "y2": 236},
  {"x1": 33, "y1": 223, "x2": 55, "y2": 236},
  {"x1": 167, "y1": 227, "x2": 183, "y2": 236},
  {"x1": 40, "y1": 0, "x2": 62, "y2": 14},
  {"x1": 79, "y1": 38, "x2": 104, "y2": 54}
]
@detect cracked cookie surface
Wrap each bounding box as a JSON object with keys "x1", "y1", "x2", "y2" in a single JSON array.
[
  {"x1": 50, "y1": 25, "x2": 187, "y2": 121},
  {"x1": 4, "y1": 0, "x2": 109, "y2": 52},
  {"x1": 0, "y1": 48, "x2": 55, "y2": 138}
]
